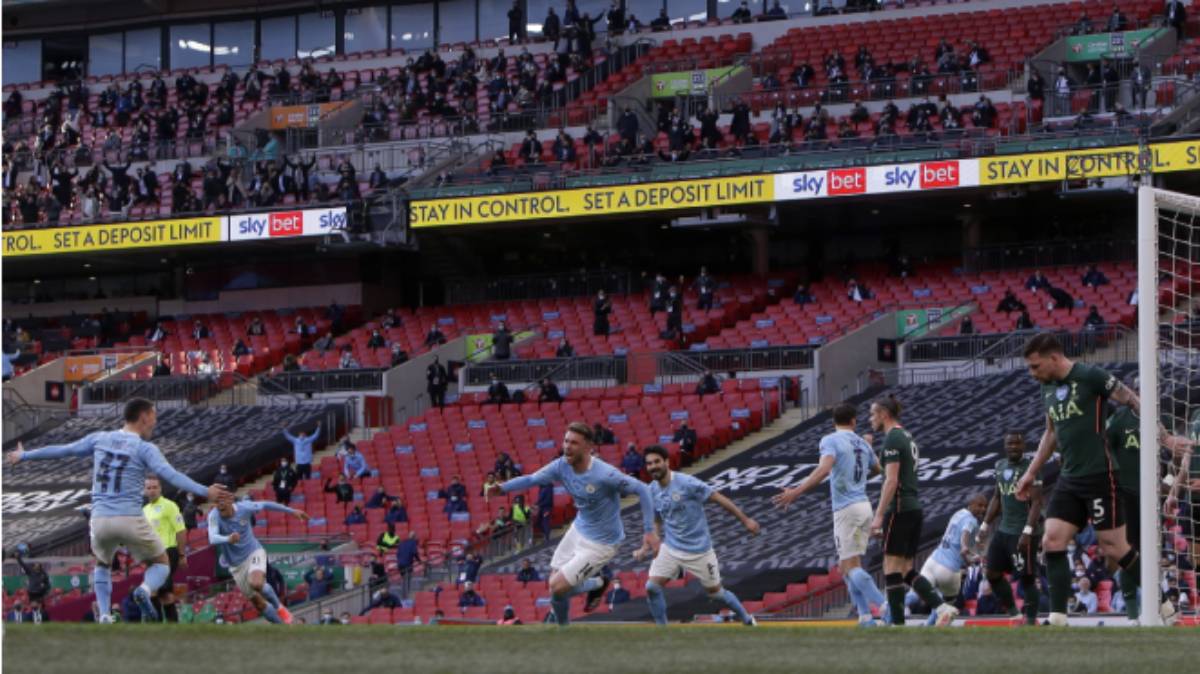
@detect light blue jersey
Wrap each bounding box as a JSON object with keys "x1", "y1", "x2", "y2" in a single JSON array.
[
  {"x1": 19, "y1": 430, "x2": 209, "y2": 518},
  {"x1": 649, "y1": 472, "x2": 715, "y2": 554},
  {"x1": 930, "y1": 508, "x2": 980, "y2": 572},
  {"x1": 501, "y1": 456, "x2": 654, "y2": 546},
  {"x1": 283, "y1": 424, "x2": 320, "y2": 465},
  {"x1": 818, "y1": 429, "x2": 872, "y2": 512},
  {"x1": 208, "y1": 501, "x2": 298, "y2": 568}
]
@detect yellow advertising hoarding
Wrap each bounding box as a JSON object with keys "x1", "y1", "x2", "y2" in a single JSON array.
[
  {"x1": 2, "y1": 217, "x2": 224, "y2": 257},
  {"x1": 410, "y1": 175, "x2": 774, "y2": 228},
  {"x1": 979, "y1": 139, "x2": 1200, "y2": 185}
]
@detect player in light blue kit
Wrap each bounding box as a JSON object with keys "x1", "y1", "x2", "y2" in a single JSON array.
[
  {"x1": 634, "y1": 445, "x2": 761, "y2": 626},
  {"x1": 773, "y1": 402, "x2": 888, "y2": 626},
  {"x1": 208, "y1": 493, "x2": 308, "y2": 624},
  {"x1": 500, "y1": 421, "x2": 659, "y2": 626},
  {"x1": 917, "y1": 494, "x2": 988, "y2": 625},
  {"x1": 5, "y1": 398, "x2": 229, "y2": 623}
]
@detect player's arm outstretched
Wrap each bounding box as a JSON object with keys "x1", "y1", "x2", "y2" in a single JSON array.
[
  {"x1": 246, "y1": 500, "x2": 310, "y2": 521},
  {"x1": 711, "y1": 491, "x2": 760, "y2": 536},
  {"x1": 772, "y1": 454, "x2": 834, "y2": 510},
  {"x1": 1016, "y1": 418, "x2": 1056, "y2": 501},
  {"x1": 498, "y1": 461, "x2": 557, "y2": 494},
  {"x1": 6, "y1": 437, "x2": 97, "y2": 465},
  {"x1": 142, "y1": 441, "x2": 229, "y2": 502}
]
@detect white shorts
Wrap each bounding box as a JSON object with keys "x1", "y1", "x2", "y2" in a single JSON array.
[
  {"x1": 920, "y1": 557, "x2": 962, "y2": 599},
  {"x1": 231, "y1": 548, "x2": 268, "y2": 598},
  {"x1": 648, "y1": 544, "x2": 722, "y2": 589},
  {"x1": 91, "y1": 515, "x2": 165, "y2": 564},
  {"x1": 833, "y1": 501, "x2": 873, "y2": 561},
  {"x1": 550, "y1": 525, "x2": 618, "y2": 587}
]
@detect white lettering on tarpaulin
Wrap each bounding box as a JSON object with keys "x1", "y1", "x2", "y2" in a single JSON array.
[{"x1": 2, "y1": 488, "x2": 91, "y2": 515}]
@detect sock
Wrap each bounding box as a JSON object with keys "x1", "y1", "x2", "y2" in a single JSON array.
[
  {"x1": 885, "y1": 573, "x2": 906, "y2": 626},
  {"x1": 1020, "y1": 577, "x2": 1039, "y2": 624},
  {"x1": 94, "y1": 566, "x2": 113, "y2": 618},
  {"x1": 1116, "y1": 569, "x2": 1139, "y2": 620},
  {"x1": 565, "y1": 576, "x2": 603, "y2": 598},
  {"x1": 716, "y1": 589, "x2": 751, "y2": 624},
  {"x1": 143, "y1": 562, "x2": 170, "y2": 594},
  {"x1": 551, "y1": 595, "x2": 571, "y2": 626},
  {"x1": 1046, "y1": 551, "x2": 1071, "y2": 614},
  {"x1": 908, "y1": 572, "x2": 943, "y2": 610},
  {"x1": 848, "y1": 568, "x2": 886, "y2": 614},
  {"x1": 645, "y1": 582, "x2": 667, "y2": 625},
  {"x1": 989, "y1": 575, "x2": 1018, "y2": 615},
  {"x1": 846, "y1": 579, "x2": 869, "y2": 619},
  {"x1": 260, "y1": 583, "x2": 282, "y2": 609},
  {"x1": 262, "y1": 604, "x2": 282, "y2": 624}
]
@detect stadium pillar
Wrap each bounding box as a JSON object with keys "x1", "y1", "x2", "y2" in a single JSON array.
[
  {"x1": 958, "y1": 214, "x2": 981, "y2": 273},
  {"x1": 750, "y1": 227, "x2": 770, "y2": 276}
]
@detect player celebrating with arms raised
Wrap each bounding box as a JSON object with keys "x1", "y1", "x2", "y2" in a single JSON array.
[
  {"x1": 979, "y1": 432, "x2": 1044, "y2": 625},
  {"x1": 867, "y1": 396, "x2": 958, "y2": 626},
  {"x1": 4, "y1": 398, "x2": 229, "y2": 622},
  {"x1": 1015, "y1": 333, "x2": 1141, "y2": 627},
  {"x1": 635, "y1": 445, "x2": 760, "y2": 626},
  {"x1": 500, "y1": 421, "x2": 659, "y2": 627},
  {"x1": 208, "y1": 493, "x2": 308, "y2": 624},
  {"x1": 773, "y1": 402, "x2": 887, "y2": 626}
]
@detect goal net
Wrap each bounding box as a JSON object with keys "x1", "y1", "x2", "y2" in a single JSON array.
[{"x1": 1138, "y1": 185, "x2": 1200, "y2": 626}]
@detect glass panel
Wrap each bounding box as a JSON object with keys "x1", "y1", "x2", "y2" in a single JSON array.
[
  {"x1": 391, "y1": 3, "x2": 435, "y2": 51},
  {"x1": 260, "y1": 16, "x2": 297, "y2": 61},
  {"x1": 479, "y1": 0, "x2": 514, "y2": 42},
  {"x1": 345, "y1": 6, "x2": 388, "y2": 54},
  {"x1": 3, "y1": 41, "x2": 42, "y2": 85},
  {"x1": 627, "y1": 0, "x2": 665, "y2": 27},
  {"x1": 297, "y1": 11, "x2": 336, "y2": 59},
  {"x1": 124, "y1": 28, "x2": 161, "y2": 74},
  {"x1": 170, "y1": 23, "x2": 211, "y2": 70},
  {"x1": 90, "y1": 33, "x2": 123, "y2": 77},
  {"x1": 437, "y1": 0, "x2": 476, "y2": 45},
  {"x1": 526, "y1": 0, "x2": 552, "y2": 37},
  {"x1": 672, "y1": 0, "x2": 705, "y2": 23},
  {"x1": 214, "y1": 21, "x2": 255, "y2": 67}
]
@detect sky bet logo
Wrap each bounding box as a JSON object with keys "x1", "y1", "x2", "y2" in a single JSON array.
[
  {"x1": 919, "y1": 161, "x2": 959, "y2": 189},
  {"x1": 233, "y1": 212, "x2": 302, "y2": 238},
  {"x1": 827, "y1": 168, "x2": 866, "y2": 195},
  {"x1": 318, "y1": 209, "x2": 347, "y2": 231},
  {"x1": 791, "y1": 174, "x2": 825, "y2": 195},
  {"x1": 269, "y1": 211, "x2": 304, "y2": 237}
]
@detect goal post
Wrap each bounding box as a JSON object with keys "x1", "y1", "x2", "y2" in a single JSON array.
[{"x1": 1137, "y1": 184, "x2": 1200, "y2": 626}]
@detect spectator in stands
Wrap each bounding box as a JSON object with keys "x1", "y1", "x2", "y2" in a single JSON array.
[
  {"x1": 215, "y1": 463, "x2": 237, "y2": 491},
  {"x1": 492, "y1": 321, "x2": 514, "y2": 360},
  {"x1": 14, "y1": 550, "x2": 49, "y2": 607},
  {"x1": 395, "y1": 531, "x2": 421, "y2": 581},
  {"x1": 543, "y1": 6, "x2": 561, "y2": 48},
  {"x1": 592, "y1": 422, "x2": 616, "y2": 446},
  {"x1": 427, "y1": 356, "x2": 449, "y2": 408},
  {"x1": 494, "y1": 453, "x2": 520, "y2": 480},
  {"x1": 338, "y1": 346, "x2": 360, "y2": 369},
  {"x1": 152, "y1": 355, "x2": 172, "y2": 377},
  {"x1": 305, "y1": 566, "x2": 333, "y2": 601},
  {"x1": 607, "y1": 579, "x2": 631, "y2": 608},
  {"x1": 555, "y1": 338, "x2": 575, "y2": 358},
  {"x1": 182, "y1": 492, "x2": 200, "y2": 530},
  {"x1": 997, "y1": 290, "x2": 1026, "y2": 315},
  {"x1": 730, "y1": 98, "x2": 751, "y2": 146},
  {"x1": 605, "y1": 0, "x2": 625, "y2": 34},
  {"x1": 424, "y1": 325, "x2": 447, "y2": 348},
  {"x1": 593, "y1": 289, "x2": 613, "y2": 336},
  {"x1": 273, "y1": 458, "x2": 298, "y2": 504},
  {"x1": 695, "y1": 371, "x2": 719, "y2": 397},
  {"x1": 342, "y1": 444, "x2": 370, "y2": 480},
  {"x1": 282, "y1": 424, "x2": 320, "y2": 480},
  {"x1": 959, "y1": 315, "x2": 975, "y2": 335},
  {"x1": 1084, "y1": 306, "x2": 1105, "y2": 330},
  {"x1": 518, "y1": 130, "x2": 543, "y2": 164},
  {"x1": 1045, "y1": 284, "x2": 1075, "y2": 313},
  {"x1": 649, "y1": 7, "x2": 671, "y2": 30},
  {"x1": 324, "y1": 474, "x2": 354, "y2": 504},
  {"x1": 1054, "y1": 67, "x2": 1073, "y2": 116},
  {"x1": 441, "y1": 475, "x2": 469, "y2": 514},
  {"x1": 147, "y1": 321, "x2": 168, "y2": 343},
  {"x1": 515, "y1": 560, "x2": 542, "y2": 587},
  {"x1": 1072, "y1": 577, "x2": 1098, "y2": 614},
  {"x1": 664, "y1": 286, "x2": 683, "y2": 338},
  {"x1": 1025, "y1": 271, "x2": 1051, "y2": 292},
  {"x1": 361, "y1": 587, "x2": 401, "y2": 616},
  {"x1": 674, "y1": 421, "x2": 698, "y2": 462},
  {"x1": 971, "y1": 95, "x2": 997, "y2": 128},
  {"x1": 506, "y1": 0, "x2": 524, "y2": 43},
  {"x1": 622, "y1": 443, "x2": 644, "y2": 476},
  {"x1": 246, "y1": 317, "x2": 266, "y2": 337},
  {"x1": 1026, "y1": 69, "x2": 1045, "y2": 102},
  {"x1": 848, "y1": 278, "x2": 873, "y2": 303},
  {"x1": 389, "y1": 344, "x2": 408, "y2": 367},
  {"x1": 974, "y1": 581, "x2": 1002, "y2": 615},
  {"x1": 366, "y1": 329, "x2": 386, "y2": 350},
  {"x1": 375, "y1": 522, "x2": 401, "y2": 557},
  {"x1": 458, "y1": 581, "x2": 485, "y2": 609},
  {"x1": 345, "y1": 505, "x2": 367, "y2": 525},
  {"x1": 792, "y1": 284, "x2": 814, "y2": 305},
  {"x1": 366, "y1": 486, "x2": 394, "y2": 509},
  {"x1": 1106, "y1": 5, "x2": 1128, "y2": 32},
  {"x1": 1082, "y1": 265, "x2": 1110, "y2": 288},
  {"x1": 1016, "y1": 309, "x2": 1035, "y2": 331},
  {"x1": 1167, "y1": 0, "x2": 1187, "y2": 40},
  {"x1": 479, "y1": 472, "x2": 502, "y2": 503},
  {"x1": 538, "y1": 378, "x2": 563, "y2": 403},
  {"x1": 730, "y1": 0, "x2": 752, "y2": 23},
  {"x1": 486, "y1": 375, "x2": 511, "y2": 405}
]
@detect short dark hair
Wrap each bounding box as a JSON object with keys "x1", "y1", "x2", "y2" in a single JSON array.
[
  {"x1": 1023, "y1": 332, "x2": 1063, "y2": 358},
  {"x1": 123, "y1": 398, "x2": 155, "y2": 424},
  {"x1": 643, "y1": 445, "x2": 669, "y2": 462},
  {"x1": 832, "y1": 403, "x2": 858, "y2": 426},
  {"x1": 566, "y1": 421, "x2": 595, "y2": 443},
  {"x1": 873, "y1": 395, "x2": 902, "y2": 420}
]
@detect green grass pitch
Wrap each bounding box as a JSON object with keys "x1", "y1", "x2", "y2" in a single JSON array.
[{"x1": 4, "y1": 623, "x2": 1197, "y2": 673}]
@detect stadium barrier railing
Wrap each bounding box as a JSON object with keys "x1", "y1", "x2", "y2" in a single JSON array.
[
  {"x1": 445, "y1": 269, "x2": 637, "y2": 305},
  {"x1": 259, "y1": 368, "x2": 387, "y2": 394}
]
